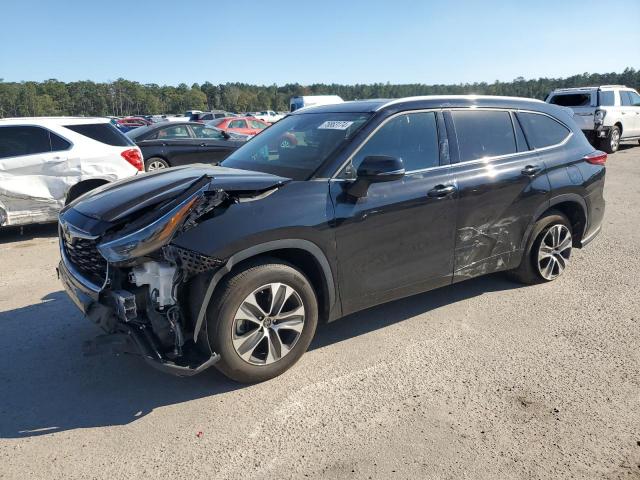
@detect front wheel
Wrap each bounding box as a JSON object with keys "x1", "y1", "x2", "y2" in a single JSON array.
[
  {"x1": 205, "y1": 259, "x2": 318, "y2": 383},
  {"x1": 509, "y1": 211, "x2": 573, "y2": 284}
]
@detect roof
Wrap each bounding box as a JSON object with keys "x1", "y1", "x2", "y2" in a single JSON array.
[
  {"x1": 0, "y1": 116, "x2": 111, "y2": 125},
  {"x1": 293, "y1": 95, "x2": 546, "y2": 114},
  {"x1": 550, "y1": 85, "x2": 629, "y2": 92}
]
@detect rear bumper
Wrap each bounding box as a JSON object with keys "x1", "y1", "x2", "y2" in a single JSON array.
[
  {"x1": 582, "y1": 126, "x2": 610, "y2": 140},
  {"x1": 57, "y1": 253, "x2": 219, "y2": 377}
]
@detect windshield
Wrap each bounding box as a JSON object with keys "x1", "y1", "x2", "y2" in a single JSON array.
[{"x1": 221, "y1": 112, "x2": 371, "y2": 180}]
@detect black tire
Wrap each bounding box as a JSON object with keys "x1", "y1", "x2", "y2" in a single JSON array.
[
  {"x1": 205, "y1": 259, "x2": 318, "y2": 383},
  {"x1": 599, "y1": 126, "x2": 620, "y2": 154},
  {"x1": 508, "y1": 211, "x2": 573, "y2": 285},
  {"x1": 144, "y1": 157, "x2": 170, "y2": 171}
]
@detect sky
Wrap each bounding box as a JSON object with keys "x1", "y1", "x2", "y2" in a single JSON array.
[{"x1": 1, "y1": 0, "x2": 638, "y2": 86}]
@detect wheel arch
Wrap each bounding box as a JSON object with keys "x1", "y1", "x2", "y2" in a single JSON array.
[
  {"x1": 65, "y1": 178, "x2": 110, "y2": 205},
  {"x1": 192, "y1": 239, "x2": 338, "y2": 342},
  {"x1": 525, "y1": 194, "x2": 587, "y2": 249},
  {"x1": 614, "y1": 121, "x2": 623, "y2": 135}
]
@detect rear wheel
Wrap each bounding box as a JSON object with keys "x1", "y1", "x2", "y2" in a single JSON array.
[
  {"x1": 599, "y1": 126, "x2": 620, "y2": 154},
  {"x1": 145, "y1": 157, "x2": 170, "y2": 171},
  {"x1": 205, "y1": 259, "x2": 318, "y2": 383},
  {"x1": 509, "y1": 212, "x2": 573, "y2": 284}
]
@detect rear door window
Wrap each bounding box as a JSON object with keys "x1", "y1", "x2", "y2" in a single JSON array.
[
  {"x1": 228, "y1": 120, "x2": 248, "y2": 129},
  {"x1": 451, "y1": 110, "x2": 517, "y2": 161},
  {"x1": 351, "y1": 111, "x2": 440, "y2": 172},
  {"x1": 620, "y1": 91, "x2": 632, "y2": 106},
  {"x1": 156, "y1": 125, "x2": 192, "y2": 139},
  {"x1": 64, "y1": 123, "x2": 134, "y2": 146},
  {"x1": 191, "y1": 125, "x2": 224, "y2": 139},
  {"x1": 249, "y1": 120, "x2": 267, "y2": 129},
  {"x1": 516, "y1": 112, "x2": 571, "y2": 149},
  {"x1": 0, "y1": 126, "x2": 52, "y2": 158}
]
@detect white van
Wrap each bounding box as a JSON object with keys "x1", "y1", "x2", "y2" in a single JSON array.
[{"x1": 289, "y1": 95, "x2": 344, "y2": 112}]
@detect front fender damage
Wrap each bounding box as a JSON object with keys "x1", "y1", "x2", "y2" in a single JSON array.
[{"x1": 71, "y1": 178, "x2": 279, "y2": 376}]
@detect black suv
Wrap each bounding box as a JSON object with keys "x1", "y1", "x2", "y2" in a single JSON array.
[{"x1": 58, "y1": 96, "x2": 606, "y2": 382}]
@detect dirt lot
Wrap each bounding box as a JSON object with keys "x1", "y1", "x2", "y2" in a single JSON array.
[{"x1": 0, "y1": 144, "x2": 639, "y2": 480}]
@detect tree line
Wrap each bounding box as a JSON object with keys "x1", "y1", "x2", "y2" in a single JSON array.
[{"x1": 0, "y1": 68, "x2": 638, "y2": 118}]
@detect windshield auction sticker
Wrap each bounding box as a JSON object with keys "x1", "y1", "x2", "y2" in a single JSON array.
[{"x1": 317, "y1": 120, "x2": 354, "y2": 130}]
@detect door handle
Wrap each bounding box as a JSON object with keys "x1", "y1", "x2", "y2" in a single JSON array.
[
  {"x1": 621, "y1": 111, "x2": 627, "y2": 115},
  {"x1": 521, "y1": 165, "x2": 541, "y2": 176},
  {"x1": 200, "y1": 142, "x2": 206, "y2": 147},
  {"x1": 427, "y1": 184, "x2": 456, "y2": 197}
]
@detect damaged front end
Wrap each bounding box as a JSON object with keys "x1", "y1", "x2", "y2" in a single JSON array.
[{"x1": 57, "y1": 168, "x2": 287, "y2": 376}]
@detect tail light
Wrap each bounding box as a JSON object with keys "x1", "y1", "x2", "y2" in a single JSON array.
[
  {"x1": 584, "y1": 150, "x2": 607, "y2": 165},
  {"x1": 121, "y1": 148, "x2": 144, "y2": 171}
]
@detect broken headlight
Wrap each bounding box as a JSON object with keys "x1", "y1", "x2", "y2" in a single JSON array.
[{"x1": 97, "y1": 195, "x2": 200, "y2": 263}]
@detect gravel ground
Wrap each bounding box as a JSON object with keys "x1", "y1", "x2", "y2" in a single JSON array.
[{"x1": 0, "y1": 144, "x2": 639, "y2": 480}]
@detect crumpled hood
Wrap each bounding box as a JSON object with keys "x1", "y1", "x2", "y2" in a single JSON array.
[{"x1": 70, "y1": 165, "x2": 290, "y2": 223}]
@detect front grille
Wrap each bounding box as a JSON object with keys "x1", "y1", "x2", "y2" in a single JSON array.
[{"x1": 62, "y1": 236, "x2": 108, "y2": 286}]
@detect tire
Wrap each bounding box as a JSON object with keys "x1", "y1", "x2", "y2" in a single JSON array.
[
  {"x1": 145, "y1": 157, "x2": 170, "y2": 171},
  {"x1": 205, "y1": 259, "x2": 318, "y2": 383},
  {"x1": 599, "y1": 126, "x2": 620, "y2": 154},
  {"x1": 508, "y1": 211, "x2": 573, "y2": 285}
]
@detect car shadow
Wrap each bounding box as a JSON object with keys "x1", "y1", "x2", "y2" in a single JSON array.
[
  {"x1": 311, "y1": 273, "x2": 519, "y2": 350},
  {"x1": 0, "y1": 223, "x2": 58, "y2": 245},
  {"x1": 0, "y1": 274, "x2": 519, "y2": 439}
]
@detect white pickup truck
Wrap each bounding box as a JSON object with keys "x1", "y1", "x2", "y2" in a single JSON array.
[{"x1": 546, "y1": 85, "x2": 640, "y2": 153}]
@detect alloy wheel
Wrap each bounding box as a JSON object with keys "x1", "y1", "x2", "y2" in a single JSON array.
[
  {"x1": 147, "y1": 160, "x2": 167, "y2": 171},
  {"x1": 611, "y1": 129, "x2": 620, "y2": 152},
  {"x1": 537, "y1": 224, "x2": 572, "y2": 280},
  {"x1": 232, "y1": 283, "x2": 305, "y2": 365}
]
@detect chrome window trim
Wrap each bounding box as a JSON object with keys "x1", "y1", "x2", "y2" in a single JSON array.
[{"x1": 330, "y1": 107, "x2": 573, "y2": 180}]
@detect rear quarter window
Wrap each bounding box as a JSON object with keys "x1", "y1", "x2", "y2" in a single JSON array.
[
  {"x1": 549, "y1": 93, "x2": 592, "y2": 107},
  {"x1": 516, "y1": 112, "x2": 571, "y2": 149},
  {"x1": 64, "y1": 123, "x2": 134, "y2": 147}
]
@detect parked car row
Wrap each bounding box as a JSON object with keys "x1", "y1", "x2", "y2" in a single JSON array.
[{"x1": 2, "y1": 85, "x2": 638, "y2": 230}]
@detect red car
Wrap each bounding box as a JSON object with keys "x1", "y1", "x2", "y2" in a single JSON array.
[
  {"x1": 208, "y1": 117, "x2": 269, "y2": 136},
  {"x1": 117, "y1": 117, "x2": 152, "y2": 128}
]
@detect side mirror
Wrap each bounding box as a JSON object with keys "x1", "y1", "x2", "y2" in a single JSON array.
[
  {"x1": 347, "y1": 155, "x2": 405, "y2": 198},
  {"x1": 221, "y1": 130, "x2": 231, "y2": 139}
]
